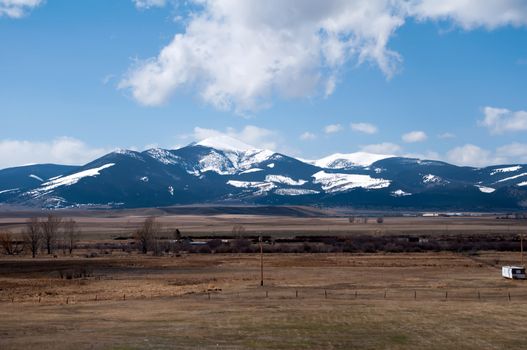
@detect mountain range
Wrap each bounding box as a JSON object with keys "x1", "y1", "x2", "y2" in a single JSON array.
[{"x1": 1, "y1": 136, "x2": 526, "y2": 211}]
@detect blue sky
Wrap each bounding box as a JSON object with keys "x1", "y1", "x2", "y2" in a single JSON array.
[{"x1": 1, "y1": 0, "x2": 527, "y2": 168}]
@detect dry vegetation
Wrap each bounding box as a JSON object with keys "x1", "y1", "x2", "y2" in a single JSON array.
[{"x1": 0, "y1": 211, "x2": 526, "y2": 349}]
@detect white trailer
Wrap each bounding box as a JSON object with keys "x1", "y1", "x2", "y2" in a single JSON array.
[{"x1": 502, "y1": 266, "x2": 526, "y2": 279}]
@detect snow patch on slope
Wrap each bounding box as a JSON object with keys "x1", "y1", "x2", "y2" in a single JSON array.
[
  {"x1": 240, "y1": 168, "x2": 263, "y2": 174},
  {"x1": 391, "y1": 189, "x2": 411, "y2": 197},
  {"x1": 0, "y1": 188, "x2": 19, "y2": 194},
  {"x1": 496, "y1": 173, "x2": 527, "y2": 183},
  {"x1": 422, "y1": 174, "x2": 448, "y2": 185},
  {"x1": 29, "y1": 174, "x2": 43, "y2": 182},
  {"x1": 491, "y1": 166, "x2": 522, "y2": 175},
  {"x1": 265, "y1": 175, "x2": 307, "y2": 186},
  {"x1": 313, "y1": 152, "x2": 392, "y2": 168},
  {"x1": 518, "y1": 181, "x2": 527, "y2": 187},
  {"x1": 312, "y1": 171, "x2": 390, "y2": 193},
  {"x1": 227, "y1": 180, "x2": 276, "y2": 194},
  {"x1": 28, "y1": 163, "x2": 115, "y2": 197},
  {"x1": 475, "y1": 185, "x2": 495, "y2": 193},
  {"x1": 146, "y1": 148, "x2": 180, "y2": 165}
]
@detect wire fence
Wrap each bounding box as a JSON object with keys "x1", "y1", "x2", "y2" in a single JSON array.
[{"x1": 3, "y1": 286, "x2": 527, "y2": 305}]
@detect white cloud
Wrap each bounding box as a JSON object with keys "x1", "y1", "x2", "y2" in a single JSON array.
[
  {"x1": 479, "y1": 106, "x2": 527, "y2": 134},
  {"x1": 192, "y1": 125, "x2": 280, "y2": 151},
  {"x1": 0, "y1": 0, "x2": 42, "y2": 18},
  {"x1": 350, "y1": 122, "x2": 378, "y2": 134},
  {"x1": 360, "y1": 142, "x2": 402, "y2": 154},
  {"x1": 300, "y1": 132, "x2": 317, "y2": 141},
  {"x1": 119, "y1": 1, "x2": 527, "y2": 113},
  {"x1": 445, "y1": 144, "x2": 507, "y2": 167},
  {"x1": 0, "y1": 137, "x2": 109, "y2": 169},
  {"x1": 408, "y1": 0, "x2": 527, "y2": 30},
  {"x1": 132, "y1": 0, "x2": 166, "y2": 9},
  {"x1": 496, "y1": 143, "x2": 527, "y2": 163},
  {"x1": 402, "y1": 130, "x2": 427, "y2": 143},
  {"x1": 438, "y1": 132, "x2": 455, "y2": 139},
  {"x1": 324, "y1": 124, "x2": 343, "y2": 134}
]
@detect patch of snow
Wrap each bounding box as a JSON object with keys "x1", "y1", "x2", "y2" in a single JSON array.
[
  {"x1": 475, "y1": 185, "x2": 495, "y2": 193},
  {"x1": 140, "y1": 176, "x2": 149, "y2": 182},
  {"x1": 274, "y1": 188, "x2": 320, "y2": 196},
  {"x1": 47, "y1": 175, "x2": 63, "y2": 181},
  {"x1": 422, "y1": 174, "x2": 448, "y2": 184},
  {"x1": 29, "y1": 174, "x2": 43, "y2": 182},
  {"x1": 0, "y1": 188, "x2": 18, "y2": 194},
  {"x1": 496, "y1": 172, "x2": 527, "y2": 183},
  {"x1": 518, "y1": 181, "x2": 527, "y2": 187},
  {"x1": 391, "y1": 189, "x2": 412, "y2": 197},
  {"x1": 198, "y1": 150, "x2": 236, "y2": 175},
  {"x1": 374, "y1": 168, "x2": 383, "y2": 174},
  {"x1": 226, "y1": 180, "x2": 276, "y2": 194},
  {"x1": 168, "y1": 186, "x2": 174, "y2": 196},
  {"x1": 491, "y1": 165, "x2": 522, "y2": 175},
  {"x1": 240, "y1": 168, "x2": 263, "y2": 174},
  {"x1": 28, "y1": 163, "x2": 115, "y2": 197},
  {"x1": 113, "y1": 149, "x2": 144, "y2": 161},
  {"x1": 265, "y1": 175, "x2": 307, "y2": 186},
  {"x1": 312, "y1": 171, "x2": 390, "y2": 193},
  {"x1": 267, "y1": 163, "x2": 275, "y2": 168},
  {"x1": 313, "y1": 152, "x2": 393, "y2": 168},
  {"x1": 146, "y1": 148, "x2": 180, "y2": 165}
]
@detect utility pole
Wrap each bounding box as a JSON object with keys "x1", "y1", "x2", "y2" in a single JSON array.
[
  {"x1": 259, "y1": 236, "x2": 264, "y2": 286},
  {"x1": 521, "y1": 233, "x2": 524, "y2": 266}
]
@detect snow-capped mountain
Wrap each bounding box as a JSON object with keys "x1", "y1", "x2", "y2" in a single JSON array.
[{"x1": 1, "y1": 138, "x2": 526, "y2": 210}]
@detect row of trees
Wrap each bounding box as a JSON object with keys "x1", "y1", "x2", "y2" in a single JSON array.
[{"x1": 0, "y1": 215, "x2": 79, "y2": 258}]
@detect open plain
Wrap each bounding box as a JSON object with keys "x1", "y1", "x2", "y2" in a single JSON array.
[{"x1": 0, "y1": 210, "x2": 526, "y2": 349}]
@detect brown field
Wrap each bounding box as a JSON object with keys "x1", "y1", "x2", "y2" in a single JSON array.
[
  {"x1": 1, "y1": 210, "x2": 527, "y2": 349},
  {"x1": 1, "y1": 251, "x2": 527, "y2": 349}
]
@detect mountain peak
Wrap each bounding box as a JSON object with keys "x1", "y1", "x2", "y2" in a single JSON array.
[{"x1": 195, "y1": 135, "x2": 257, "y2": 153}]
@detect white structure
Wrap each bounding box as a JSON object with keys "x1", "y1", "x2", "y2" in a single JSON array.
[{"x1": 502, "y1": 266, "x2": 526, "y2": 279}]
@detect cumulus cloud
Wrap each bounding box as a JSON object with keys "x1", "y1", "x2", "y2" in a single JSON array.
[
  {"x1": 496, "y1": 143, "x2": 527, "y2": 163},
  {"x1": 350, "y1": 122, "x2": 378, "y2": 134},
  {"x1": 324, "y1": 124, "x2": 343, "y2": 134},
  {"x1": 0, "y1": 0, "x2": 42, "y2": 18},
  {"x1": 191, "y1": 125, "x2": 281, "y2": 151},
  {"x1": 479, "y1": 106, "x2": 527, "y2": 134},
  {"x1": 402, "y1": 130, "x2": 427, "y2": 143},
  {"x1": 408, "y1": 0, "x2": 527, "y2": 30},
  {"x1": 132, "y1": 0, "x2": 166, "y2": 9},
  {"x1": 0, "y1": 137, "x2": 109, "y2": 169},
  {"x1": 300, "y1": 131, "x2": 317, "y2": 141},
  {"x1": 360, "y1": 142, "x2": 402, "y2": 154},
  {"x1": 444, "y1": 144, "x2": 510, "y2": 167},
  {"x1": 119, "y1": 0, "x2": 527, "y2": 113}
]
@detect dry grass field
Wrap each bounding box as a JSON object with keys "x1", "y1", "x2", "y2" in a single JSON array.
[
  {"x1": 1, "y1": 251, "x2": 527, "y2": 349},
  {"x1": 1, "y1": 210, "x2": 526, "y2": 349}
]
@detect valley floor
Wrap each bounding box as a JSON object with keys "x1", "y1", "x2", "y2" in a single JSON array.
[{"x1": 1, "y1": 252, "x2": 527, "y2": 349}]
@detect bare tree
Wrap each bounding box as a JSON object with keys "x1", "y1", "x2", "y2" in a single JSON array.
[
  {"x1": 24, "y1": 217, "x2": 42, "y2": 258},
  {"x1": 63, "y1": 219, "x2": 79, "y2": 255},
  {"x1": 232, "y1": 224, "x2": 246, "y2": 237},
  {"x1": 41, "y1": 214, "x2": 62, "y2": 255},
  {"x1": 135, "y1": 217, "x2": 161, "y2": 254},
  {"x1": 0, "y1": 231, "x2": 24, "y2": 255}
]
